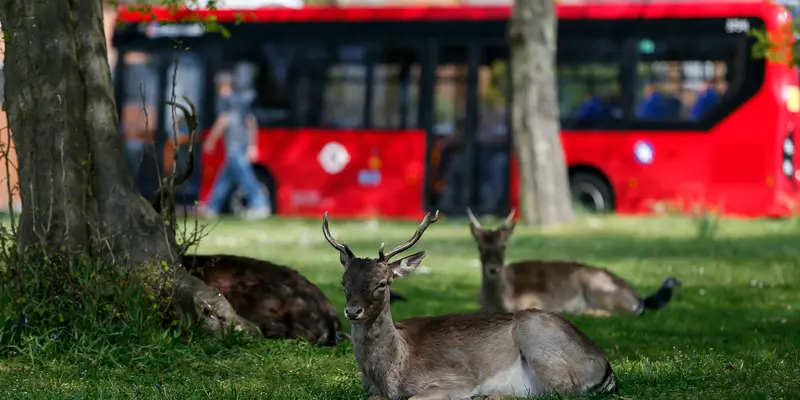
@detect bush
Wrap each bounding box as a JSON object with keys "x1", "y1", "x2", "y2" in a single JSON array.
[{"x1": 0, "y1": 225, "x2": 250, "y2": 368}]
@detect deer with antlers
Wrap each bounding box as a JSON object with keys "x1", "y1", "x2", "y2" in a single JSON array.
[
  {"x1": 322, "y1": 210, "x2": 618, "y2": 399},
  {"x1": 467, "y1": 208, "x2": 682, "y2": 317},
  {"x1": 154, "y1": 98, "x2": 404, "y2": 345}
]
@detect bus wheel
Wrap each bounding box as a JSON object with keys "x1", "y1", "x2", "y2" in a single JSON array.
[
  {"x1": 569, "y1": 171, "x2": 613, "y2": 213},
  {"x1": 225, "y1": 166, "x2": 277, "y2": 217}
]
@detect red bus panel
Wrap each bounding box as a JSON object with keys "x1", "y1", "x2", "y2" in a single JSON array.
[{"x1": 200, "y1": 129, "x2": 427, "y2": 219}]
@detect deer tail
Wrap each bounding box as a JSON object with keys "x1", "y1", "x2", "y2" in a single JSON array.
[{"x1": 643, "y1": 277, "x2": 682, "y2": 311}]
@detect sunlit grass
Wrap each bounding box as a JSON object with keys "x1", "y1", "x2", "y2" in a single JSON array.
[{"x1": 1, "y1": 214, "x2": 799, "y2": 399}]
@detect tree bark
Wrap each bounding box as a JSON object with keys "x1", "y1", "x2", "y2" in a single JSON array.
[
  {"x1": 0, "y1": 0, "x2": 173, "y2": 263},
  {"x1": 0, "y1": 0, "x2": 241, "y2": 335},
  {"x1": 508, "y1": 0, "x2": 574, "y2": 227}
]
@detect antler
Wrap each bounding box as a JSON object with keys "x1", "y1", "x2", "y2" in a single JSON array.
[
  {"x1": 149, "y1": 96, "x2": 198, "y2": 215},
  {"x1": 379, "y1": 210, "x2": 440, "y2": 261},
  {"x1": 322, "y1": 211, "x2": 352, "y2": 255},
  {"x1": 164, "y1": 96, "x2": 198, "y2": 187},
  {"x1": 466, "y1": 207, "x2": 482, "y2": 229},
  {"x1": 503, "y1": 208, "x2": 516, "y2": 228}
]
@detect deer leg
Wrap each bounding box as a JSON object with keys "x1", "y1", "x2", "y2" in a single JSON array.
[
  {"x1": 583, "y1": 308, "x2": 613, "y2": 317},
  {"x1": 409, "y1": 385, "x2": 475, "y2": 400},
  {"x1": 512, "y1": 309, "x2": 612, "y2": 396}
]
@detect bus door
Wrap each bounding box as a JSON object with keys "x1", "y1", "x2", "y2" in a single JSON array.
[
  {"x1": 424, "y1": 41, "x2": 511, "y2": 217},
  {"x1": 114, "y1": 47, "x2": 207, "y2": 205}
]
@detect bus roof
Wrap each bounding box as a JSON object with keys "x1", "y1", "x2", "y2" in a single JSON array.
[{"x1": 116, "y1": 0, "x2": 788, "y2": 24}]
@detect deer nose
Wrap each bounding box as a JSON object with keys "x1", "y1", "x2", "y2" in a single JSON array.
[{"x1": 344, "y1": 307, "x2": 364, "y2": 320}]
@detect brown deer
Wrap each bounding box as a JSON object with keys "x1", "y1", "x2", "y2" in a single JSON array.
[
  {"x1": 467, "y1": 207, "x2": 682, "y2": 317},
  {"x1": 152, "y1": 99, "x2": 403, "y2": 346},
  {"x1": 322, "y1": 210, "x2": 618, "y2": 399}
]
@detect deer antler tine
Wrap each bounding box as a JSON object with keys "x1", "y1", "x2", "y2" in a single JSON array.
[
  {"x1": 466, "y1": 207, "x2": 482, "y2": 229},
  {"x1": 378, "y1": 242, "x2": 386, "y2": 260},
  {"x1": 503, "y1": 208, "x2": 516, "y2": 227},
  {"x1": 322, "y1": 211, "x2": 348, "y2": 254},
  {"x1": 383, "y1": 210, "x2": 440, "y2": 261}
]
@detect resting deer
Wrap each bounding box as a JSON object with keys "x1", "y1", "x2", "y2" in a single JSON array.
[
  {"x1": 152, "y1": 99, "x2": 403, "y2": 346},
  {"x1": 322, "y1": 210, "x2": 618, "y2": 399},
  {"x1": 467, "y1": 208, "x2": 682, "y2": 317}
]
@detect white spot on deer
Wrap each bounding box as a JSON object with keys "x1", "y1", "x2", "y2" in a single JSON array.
[{"x1": 472, "y1": 355, "x2": 541, "y2": 397}]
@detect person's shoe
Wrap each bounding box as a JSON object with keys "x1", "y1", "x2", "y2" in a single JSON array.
[{"x1": 244, "y1": 206, "x2": 272, "y2": 220}]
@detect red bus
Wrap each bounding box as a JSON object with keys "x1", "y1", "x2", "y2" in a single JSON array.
[{"x1": 112, "y1": 0, "x2": 800, "y2": 220}]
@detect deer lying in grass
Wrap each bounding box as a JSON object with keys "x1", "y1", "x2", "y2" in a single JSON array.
[
  {"x1": 467, "y1": 208, "x2": 682, "y2": 317},
  {"x1": 182, "y1": 254, "x2": 344, "y2": 345},
  {"x1": 153, "y1": 99, "x2": 404, "y2": 345},
  {"x1": 322, "y1": 210, "x2": 618, "y2": 399}
]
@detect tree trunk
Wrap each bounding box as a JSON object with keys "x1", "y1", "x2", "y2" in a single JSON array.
[
  {"x1": 509, "y1": 0, "x2": 574, "y2": 227},
  {"x1": 0, "y1": 0, "x2": 240, "y2": 335},
  {"x1": 0, "y1": 0, "x2": 171, "y2": 262}
]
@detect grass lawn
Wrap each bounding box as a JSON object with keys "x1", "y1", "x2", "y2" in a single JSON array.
[{"x1": 1, "y1": 214, "x2": 799, "y2": 399}]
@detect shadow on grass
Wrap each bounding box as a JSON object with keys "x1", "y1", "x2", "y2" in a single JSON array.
[{"x1": 334, "y1": 231, "x2": 800, "y2": 266}]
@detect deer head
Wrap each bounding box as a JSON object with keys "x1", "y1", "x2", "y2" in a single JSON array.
[
  {"x1": 467, "y1": 208, "x2": 516, "y2": 279},
  {"x1": 322, "y1": 211, "x2": 439, "y2": 323}
]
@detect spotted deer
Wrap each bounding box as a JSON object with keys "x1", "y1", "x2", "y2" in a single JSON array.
[
  {"x1": 467, "y1": 208, "x2": 681, "y2": 317},
  {"x1": 322, "y1": 210, "x2": 618, "y2": 399}
]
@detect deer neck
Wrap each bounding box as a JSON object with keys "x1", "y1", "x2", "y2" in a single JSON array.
[
  {"x1": 480, "y1": 269, "x2": 511, "y2": 312},
  {"x1": 351, "y1": 305, "x2": 407, "y2": 396}
]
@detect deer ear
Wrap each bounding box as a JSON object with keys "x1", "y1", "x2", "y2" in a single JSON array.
[
  {"x1": 469, "y1": 223, "x2": 482, "y2": 238},
  {"x1": 502, "y1": 220, "x2": 516, "y2": 235},
  {"x1": 389, "y1": 251, "x2": 426, "y2": 279},
  {"x1": 339, "y1": 244, "x2": 356, "y2": 267},
  {"x1": 193, "y1": 295, "x2": 212, "y2": 316}
]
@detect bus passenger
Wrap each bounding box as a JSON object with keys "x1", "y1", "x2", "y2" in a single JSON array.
[
  {"x1": 575, "y1": 92, "x2": 605, "y2": 120},
  {"x1": 690, "y1": 80, "x2": 719, "y2": 120},
  {"x1": 636, "y1": 82, "x2": 681, "y2": 120},
  {"x1": 199, "y1": 71, "x2": 271, "y2": 220}
]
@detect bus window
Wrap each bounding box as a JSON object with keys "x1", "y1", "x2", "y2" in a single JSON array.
[
  {"x1": 120, "y1": 51, "x2": 161, "y2": 198},
  {"x1": 322, "y1": 44, "x2": 368, "y2": 129},
  {"x1": 557, "y1": 38, "x2": 625, "y2": 127},
  {"x1": 475, "y1": 45, "x2": 510, "y2": 213},
  {"x1": 634, "y1": 38, "x2": 738, "y2": 123},
  {"x1": 259, "y1": 43, "x2": 297, "y2": 127},
  {"x1": 431, "y1": 45, "x2": 470, "y2": 212},
  {"x1": 294, "y1": 45, "x2": 328, "y2": 128},
  {"x1": 371, "y1": 46, "x2": 421, "y2": 129}
]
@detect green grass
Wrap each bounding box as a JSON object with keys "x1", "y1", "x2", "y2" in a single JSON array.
[{"x1": 2, "y1": 214, "x2": 800, "y2": 399}]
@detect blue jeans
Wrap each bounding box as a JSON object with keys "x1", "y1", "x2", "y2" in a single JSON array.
[{"x1": 206, "y1": 147, "x2": 269, "y2": 213}]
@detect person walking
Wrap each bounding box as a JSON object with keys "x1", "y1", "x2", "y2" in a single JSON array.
[{"x1": 199, "y1": 71, "x2": 271, "y2": 220}]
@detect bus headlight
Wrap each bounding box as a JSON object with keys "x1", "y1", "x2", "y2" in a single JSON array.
[
  {"x1": 784, "y1": 137, "x2": 794, "y2": 156},
  {"x1": 783, "y1": 159, "x2": 794, "y2": 177}
]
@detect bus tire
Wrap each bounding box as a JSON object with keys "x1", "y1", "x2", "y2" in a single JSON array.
[
  {"x1": 224, "y1": 166, "x2": 278, "y2": 216},
  {"x1": 569, "y1": 170, "x2": 614, "y2": 213}
]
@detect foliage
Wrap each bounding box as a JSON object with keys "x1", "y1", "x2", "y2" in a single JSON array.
[
  {"x1": 749, "y1": 15, "x2": 796, "y2": 67},
  {"x1": 0, "y1": 216, "x2": 798, "y2": 398},
  {"x1": 0, "y1": 221, "x2": 243, "y2": 368}
]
